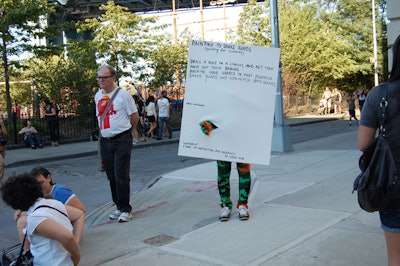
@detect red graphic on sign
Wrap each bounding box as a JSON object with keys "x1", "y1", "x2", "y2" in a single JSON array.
[{"x1": 98, "y1": 96, "x2": 116, "y2": 129}]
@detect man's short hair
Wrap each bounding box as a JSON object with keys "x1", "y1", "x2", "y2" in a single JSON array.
[{"x1": 98, "y1": 65, "x2": 116, "y2": 77}]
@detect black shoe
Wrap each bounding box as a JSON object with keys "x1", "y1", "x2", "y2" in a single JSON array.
[
  {"x1": 156, "y1": 137, "x2": 162, "y2": 140},
  {"x1": 31, "y1": 145, "x2": 36, "y2": 149},
  {"x1": 168, "y1": 135, "x2": 172, "y2": 139},
  {"x1": 38, "y1": 145, "x2": 43, "y2": 149}
]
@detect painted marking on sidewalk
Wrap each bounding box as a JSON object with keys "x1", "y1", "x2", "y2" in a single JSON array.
[
  {"x1": 181, "y1": 180, "x2": 217, "y2": 192},
  {"x1": 92, "y1": 201, "x2": 169, "y2": 227}
]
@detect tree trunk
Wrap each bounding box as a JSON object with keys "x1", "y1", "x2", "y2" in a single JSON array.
[{"x1": 1, "y1": 27, "x2": 12, "y2": 123}]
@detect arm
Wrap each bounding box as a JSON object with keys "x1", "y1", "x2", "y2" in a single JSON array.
[
  {"x1": 0, "y1": 118, "x2": 7, "y2": 136},
  {"x1": 65, "y1": 205, "x2": 84, "y2": 244},
  {"x1": 30, "y1": 126, "x2": 38, "y2": 134},
  {"x1": 18, "y1": 127, "x2": 27, "y2": 135},
  {"x1": 45, "y1": 106, "x2": 56, "y2": 116},
  {"x1": 67, "y1": 195, "x2": 86, "y2": 214},
  {"x1": 34, "y1": 219, "x2": 80, "y2": 265},
  {"x1": 358, "y1": 125, "x2": 377, "y2": 151},
  {"x1": 130, "y1": 112, "x2": 139, "y2": 135}
]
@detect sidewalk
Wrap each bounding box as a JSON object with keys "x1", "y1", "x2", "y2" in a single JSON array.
[
  {"x1": 4, "y1": 113, "x2": 343, "y2": 167},
  {"x1": 6, "y1": 113, "x2": 384, "y2": 266}
]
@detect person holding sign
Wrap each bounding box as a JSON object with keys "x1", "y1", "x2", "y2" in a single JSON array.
[
  {"x1": 199, "y1": 120, "x2": 252, "y2": 221},
  {"x1": 217, "y1": 160, "x2": 251, "y2": 221}
]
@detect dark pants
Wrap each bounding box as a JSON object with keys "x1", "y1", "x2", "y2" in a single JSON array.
[
  {"x1": 158, "y1": 116, "x2": 172, "y2": 138},
  {"x1": 25, "y1": 134, "x2": 42, "y2": 147},
  {"x1": 47, "y1": 119, "x2": 60, "y2": 141},
  {"x1": 100, "y1": 130, "x2": 133, "y2": 212}
]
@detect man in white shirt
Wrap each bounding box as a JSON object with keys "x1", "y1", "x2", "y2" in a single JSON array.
[
  {"x1": 95, "y1": 65, "x2": 139, "y2": 223},
  {"x1": 156, "y1": 90, "x2": 172, "y2": 140}
]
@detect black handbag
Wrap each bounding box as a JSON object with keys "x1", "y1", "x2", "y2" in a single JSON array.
[
  {"x1": 0, "y1": 135, "x2": 7, "y2": 146},
  {"x1": 1, "y1": 234, "x2": 33, "y2": 266},
  {"x1": 353, "y1": 84, "x2": 400, "y2": 212}
]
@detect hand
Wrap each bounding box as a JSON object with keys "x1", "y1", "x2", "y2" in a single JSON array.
[
  {"x1": 13, "y1": 210, "x2": 27, "y2": 221},
  {"x1": 71, "y1": 253, "x2": 80, "y2": 266}
]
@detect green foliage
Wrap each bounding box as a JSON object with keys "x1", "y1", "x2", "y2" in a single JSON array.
[
  {"x1": 0, "y1": 0, "x2": 60, "y2": 120},
  {"x1": 235, "y1": 0, "x2": 382, "y2": 103},
  {"x1": 22, "y1": 53, "x2": 97, "y2": 114},
  {"x1": 234, "y1": 0, "x2": 271, "y2": 46},
  {"x1": 77, "y1": 0, "x2": 165, "y2": 79},
  {"x1": 146, "y1": 31, "x2": 191, "y2": 90}
]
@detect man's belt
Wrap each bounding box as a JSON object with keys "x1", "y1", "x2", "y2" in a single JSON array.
[{"x1": 102, "y1": 129, "x2": 131, "y2": 141}]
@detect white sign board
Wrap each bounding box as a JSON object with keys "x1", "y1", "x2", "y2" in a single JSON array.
[{"x1": 178, "y1": 40, "x2": 280, "y2": 165}]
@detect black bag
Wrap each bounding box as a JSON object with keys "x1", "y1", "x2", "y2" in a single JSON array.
[
  {"x1": 2, "y1": 235, "x2": 33, "y2": 266},
  {"x1": 353, "y1": 85, "x2": 400, "y2": 212},
  {"x1": 0, "y1": 135, "x2": 7, "y2": 146}
]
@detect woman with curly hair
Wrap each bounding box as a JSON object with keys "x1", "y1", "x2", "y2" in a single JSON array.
[{"x1": 2, "y1": 173, "x2": 84, "y2": 266}]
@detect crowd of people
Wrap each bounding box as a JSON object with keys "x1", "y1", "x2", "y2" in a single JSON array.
[{"x1": 317, "y1": 86, "x2": 369, "y2": 126}]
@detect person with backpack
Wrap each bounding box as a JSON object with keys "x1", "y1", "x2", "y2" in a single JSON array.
[{"x1": 358, "y1": 34, "x2": 400, "y2": 265}]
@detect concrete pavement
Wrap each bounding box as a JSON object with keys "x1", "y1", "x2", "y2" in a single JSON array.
[{"x1": 4, "y1": 113, "x2": 385, "y2": 266}]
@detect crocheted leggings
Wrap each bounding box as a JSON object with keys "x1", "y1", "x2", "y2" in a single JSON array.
[{"x1": 217, "y1": 160, "x2": 251, "y2": 209}]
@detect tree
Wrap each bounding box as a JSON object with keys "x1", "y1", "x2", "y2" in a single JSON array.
[
  {"x1": 235, "y1": 0, "x2": 379, "y2": 111},
  {"x1": 234, "y1": 0, "x2": 271, "y2": 46},
  {"x1": 0, "y1": 0, "x2": 58, "y2": 121},
  {"x1": 146, "y1": 30, "x2": 191, "y2": 94},
  {"x1": 323, "y1": 0, "x2": 384, "y2": 88},
  {"x1": 22, "y1": 50, "x2": 98, "y2": 117},
  {"x1": 77, "y1": 0, "x2": 165, "y2": 80}
]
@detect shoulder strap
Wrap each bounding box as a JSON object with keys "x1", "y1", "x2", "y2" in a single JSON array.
[
  {"x1": 33, "y1": 205, "x2": 68, "y2": 218},
  {"x1": 378, "y1": 84, "x2": 388, "y2": 138},
  {"x1": 100, "y1": 87, "x2": 121, "y2": 124}
]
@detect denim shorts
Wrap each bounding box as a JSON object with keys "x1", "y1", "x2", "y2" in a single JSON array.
[{"x1": 380, "y1": 198, "x2": 400, "y2": 233}]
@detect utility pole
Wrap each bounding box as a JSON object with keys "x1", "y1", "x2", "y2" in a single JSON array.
[
  {"x1": 372, "y1": 0, "x2": 379, "y2": 86},
  {"x1": 270, "y1": 0, "x2": 292, "y2": 152}
]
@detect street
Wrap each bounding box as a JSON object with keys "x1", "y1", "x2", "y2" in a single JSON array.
[{"x1": 0, "y1": 119, "x2": 359, "y2": 249}]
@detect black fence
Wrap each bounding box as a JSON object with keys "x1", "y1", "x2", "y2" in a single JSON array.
[
  {"x1": 4, "y1": 104, "x2": 183, "y2": 149},
  {"x1": 5, "y1": 107, "x2": 97, "y2": 149}
]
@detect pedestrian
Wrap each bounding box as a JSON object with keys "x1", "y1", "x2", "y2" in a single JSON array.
[
  {"x1": 2, "y1": 173, "x2": 83, "y2": 266},
  {"x1": 358, "y1": 34, "x2": 400, "y2": 266},
  {"x1": 332, "y1": 88, "x2": 342, "y2": 114},
  {"x1": 322, "y1": 87, "x2": 332, "y2": 114},
  {"x1": 95, "y1": 65, "x2": 139, "y2": 223},
  {"x1": 0, "y1": 116, "x2": 7, "y2": 189},
  {"x1": 217, "y1": 160, "x2": 251, "y2": 221},
  {"x1": 346, "y1": 93, "x2": 358, "y2": 125},
  {"x1": 357, "y1": 89, "x2": 367, "y2": 112},
  {"x1": 13, "y1": 166, "x2": 86, "y2": 251},
  {"x1": 145, "y1": 95, "x2": 157, "y2": 139},
  {"x1": 18, "y1": 119, "x2": 43, "y2": 149},
  {"x1": 13, "y1": 101, "x2": 21, "y2": 118},
  {"x1": 156, "y1": 90, "x2": 172, "y2": 140},
  {"x1": 132, "y1": 94, "x2": 141, "y2": 144},
  {"x1": 43, "y1": 98, "x2": 60, "y2": 146}
]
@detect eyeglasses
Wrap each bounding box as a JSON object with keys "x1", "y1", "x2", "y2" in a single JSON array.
[{"x1": 97, "y1": 75, "x2": 114, "y2": 80}]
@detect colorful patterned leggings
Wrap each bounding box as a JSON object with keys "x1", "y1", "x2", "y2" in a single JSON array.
[{"x1": 217, "y1": 160, "x2": 251, "y2": 209}]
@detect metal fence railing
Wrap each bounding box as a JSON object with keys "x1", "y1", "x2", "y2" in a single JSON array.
[{"x1": 4, "y1": 105, "x2": 183, "y2": 149}]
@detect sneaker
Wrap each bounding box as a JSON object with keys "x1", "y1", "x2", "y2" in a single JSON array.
[
  {"x1": 31, "y1": 145, "x2": 36, "y2": 149},
  {"x1": 349, "y1": 121, "x2": 352, "y2": 126},
  {"x1": 132, "y1": 139, "x2": 138, "y2": 145},
  {"x1": 238, "y1": 205, "x2": 249, "y2": 220},
  {"x1": 118, "y1": 212, "x2": 133, "y2": 223},
  {"x1": 219, "y1": 207, "x2": 231, "y2": 221},
  {"x1": 109, "y1": 210, "x2": 121, "y2": 220}
]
